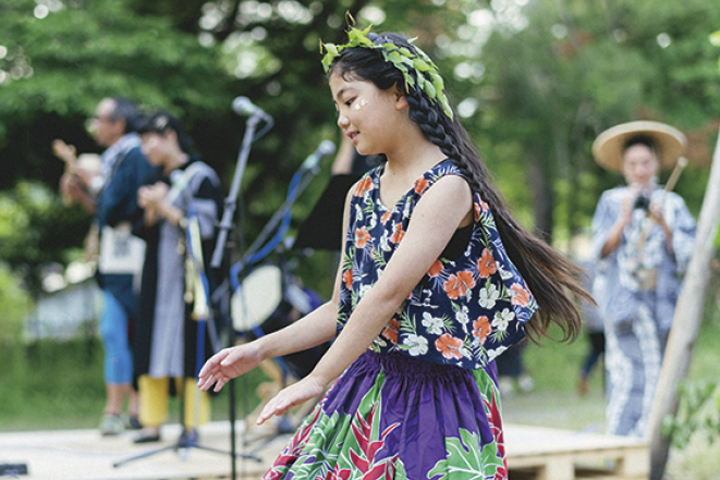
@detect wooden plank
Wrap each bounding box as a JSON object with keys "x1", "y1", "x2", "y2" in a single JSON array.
[
  {"x1": 505, "y1": 424, "x2": 650, "y2": 480},
  {"x1": 0, "y1": 421, "x2": 286, "y2": 480},
  {"x1": 0, "y1": 422, "x2": 650, "y2": 480}
]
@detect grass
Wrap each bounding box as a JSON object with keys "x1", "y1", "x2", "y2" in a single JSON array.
[{"x1": 0, "y1": 336, "x2": 270, "y2": 432}]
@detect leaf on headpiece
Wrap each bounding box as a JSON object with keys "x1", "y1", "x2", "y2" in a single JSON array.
[
  {"x1": 321, "y1": 54, "x2": 334, "y2": 72},
  {"x1": 348, "y1": 25, "x2": 374, "y2": 47},
  {"x1": 387, "y1": 51, "x2": 403, "y2": 65},
  {"x1": 423, "y1": 79, "x2": 436, "y2": 98},
  {"x1": 414, "y1": 58, "x2": 431, "y2": 72},
  {"x1": 430, "y1": 72, "x2": 445, "y2": 93},
  {"x1": 441, "y1": 97, "x2": 454, "y2": 120},
  {"x1": 404, "y1": 72, "x2": 415, "y2": 89}
]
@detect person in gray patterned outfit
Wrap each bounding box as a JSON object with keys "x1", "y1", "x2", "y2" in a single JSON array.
[
  {"x1": 591, "y1": 121, "x2": 696, "y2": 437},
  {"x1": 131, "y1": 111, "x2": 223, "y2": 443}
]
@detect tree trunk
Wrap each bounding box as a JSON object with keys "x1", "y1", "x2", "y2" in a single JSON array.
[
  {"x1": 646, "y1": 125, "x2": 720, "y2": 480},
  {"x1": 527, "y1": 146, "x2": 554, "y2": 242}
]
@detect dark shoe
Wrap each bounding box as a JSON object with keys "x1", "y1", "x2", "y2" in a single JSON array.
[
  {"x1": 177, "y1": 428, "x2": 198, "y2": 448},
  {"x1": 127, "y1": 416, "x2": 143, "y2": 430},
  {"x1": 133, "y1": 428, "x2": 161, "y2": 444}
]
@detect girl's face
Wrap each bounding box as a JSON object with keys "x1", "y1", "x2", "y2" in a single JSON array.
[
  {"x1": 140, "y1": 131, "x2": 174, "y2": 167},
  {"x1": 329, "y1": 71, "x2": 405, "y2": 156},
  {"x1": 622, "y1": 144, "x2": 659, "y2": 188}
]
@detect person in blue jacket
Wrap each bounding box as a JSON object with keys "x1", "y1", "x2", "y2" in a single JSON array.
[{"x1": 60, "y1": 97, "x2": 156, "y2": 435}]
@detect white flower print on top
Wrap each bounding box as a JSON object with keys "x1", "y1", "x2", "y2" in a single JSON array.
[
  {"x1": 403, "y1": 334, "x2": 429, "y2": 356},
  {"x1": 422, "y1": 312, "x2": 444, "y2": 335},
  {"x1": 479, "y1": 283, "x2": 500, "y2": 309},
  {"x1": 455, "y1": 305, "x2": 470, "y2": 329},
  {"x1": 492, "y1": 308, "x2": 515, "y2": 331}
]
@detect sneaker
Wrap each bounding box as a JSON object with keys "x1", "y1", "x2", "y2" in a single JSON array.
[{"x1": 99, "y1": 413, "x2": 124, "y2": 436}]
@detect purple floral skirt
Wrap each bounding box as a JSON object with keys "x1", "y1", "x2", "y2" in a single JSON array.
[{"x1": 263, "y1": 350, "x2": 507, "y2": 480}]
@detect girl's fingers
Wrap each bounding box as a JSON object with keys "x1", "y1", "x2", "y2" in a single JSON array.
[{"x1": 257, "y1": 399, "x2": 289, "y2": 425}]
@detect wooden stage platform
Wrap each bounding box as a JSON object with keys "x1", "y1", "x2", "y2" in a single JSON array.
[{"x1": 0, "y1": 422, "x2": 649, "y2": 480}]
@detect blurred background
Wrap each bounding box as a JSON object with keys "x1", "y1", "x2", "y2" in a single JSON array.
[{"x1": 1, "y1": 0, "x2": 719, "y2": 476}]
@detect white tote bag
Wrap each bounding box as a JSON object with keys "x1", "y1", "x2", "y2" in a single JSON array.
[{"x1": 98, "y1": 221, "x2": 146, "y2": 275}]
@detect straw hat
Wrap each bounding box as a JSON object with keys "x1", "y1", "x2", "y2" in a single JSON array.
[{"x1": 592, "y1": 121, "x2": 686, "y2": 172}]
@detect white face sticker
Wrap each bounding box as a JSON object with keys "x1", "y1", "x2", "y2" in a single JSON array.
[{"x1": 354, "y1": 99, "x2": 369, "y2": 111}]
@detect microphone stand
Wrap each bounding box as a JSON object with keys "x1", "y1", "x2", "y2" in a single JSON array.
[
  {"x1": 242, "y1": 164, "x2": 321, "y2": 267},
  {"x1": 210, "y1": 114, "x2": 268, "y2": 479},
  {"x1": 228, "y1": 160, "x2": 323, "y2": 457}
]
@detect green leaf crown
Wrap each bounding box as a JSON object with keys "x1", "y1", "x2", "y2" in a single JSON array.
[{"x1": 321, "y1": 25, "x2": 454, "y2": 120}]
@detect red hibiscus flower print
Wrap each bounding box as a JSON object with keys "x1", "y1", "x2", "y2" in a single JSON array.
[
  {"x1": 382, "y1": 318, "x2": 400, "y2": 344},
  {"x1": 414, "y1": 176, "x2": 430, "y2": 194},
  {"x1": 510, "y1": 283, "x2": 531, "y2": 307},
  {"x1": 477, "y1": 248, "x2": 498, "y2": 278},
  {"x1": 380, "y1": 210, "x2": 392, "y2": 224},
  {"x1": 474, "y1": 197, "x2": 490, "y2": 220},
  {"x1": 443, "y1": 270, "x2": 476, "y2": 299},
  {"x1": 354, "y1": 176, "x2": 374, "y2": 197},
  {"x1": 472, "y1": 316, "x2": 491, "y2": 344},
  {"x1": 428, "y1": 260, "x2": 444, "y2": 278},
  {"x1": 355, "y1": 226, "x2": 371, "y2": 249},
  {"x1": 389, "y1": 222, "x2": 405, "y2": 244},
  {"x1": 343, "y1": 269, "x2": 353, "y2": 289},
  {"x1": 435, "y1": 333, "x2": 464, "y2": 360}
]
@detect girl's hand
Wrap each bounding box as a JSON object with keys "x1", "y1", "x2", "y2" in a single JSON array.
[
  {"x1": 649, "y1": 203, "x2": 669, "y2": 229},
  {"x1": 197, "y1": 343, "x2": 263, "y2": 393},
  {"x1": 256, "y1": 375, "x2": 326, "y2": 425},
  {"x1": 140, "y1": 182, "x2": 169, "y2": 207}
]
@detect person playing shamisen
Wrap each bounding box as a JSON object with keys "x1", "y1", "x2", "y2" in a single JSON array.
[{"x1": 198, "y1": 23, "x2": 591, "y2": 479}]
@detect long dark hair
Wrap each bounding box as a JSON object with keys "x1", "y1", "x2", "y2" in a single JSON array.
[{"x1": 330, "y1": 32, "x2": 591, "y2": 341}]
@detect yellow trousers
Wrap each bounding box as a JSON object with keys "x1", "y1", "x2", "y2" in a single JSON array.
[{"x1": 138, "y1": 375, "x2": 210, "y2": 429}]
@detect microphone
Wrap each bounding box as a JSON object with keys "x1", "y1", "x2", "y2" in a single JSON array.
[
  {"x1": 232, "y1": 96, "x2": 273, "y2": 124},
  {"x1": 301, "y1": 140, "x2": 336, "y2": 171}
]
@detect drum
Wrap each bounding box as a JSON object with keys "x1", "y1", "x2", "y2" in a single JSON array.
[
  {"x1": 231, "y1": 264, "x2": 328, "y2": 379},
  {"x1": 232, "y1": 265, "x2": 284, "y2": 333}
]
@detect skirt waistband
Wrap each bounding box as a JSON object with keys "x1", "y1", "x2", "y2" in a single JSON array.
[{"x1": 351, "y1": 350, "x2": 473, "y2": 381}]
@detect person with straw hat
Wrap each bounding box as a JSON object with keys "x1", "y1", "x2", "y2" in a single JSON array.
[{"x1": 590, "y1": 121, "x2": 696, "y2": 437}]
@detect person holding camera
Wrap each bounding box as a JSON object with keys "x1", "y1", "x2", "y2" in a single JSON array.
[{"x1": 590, "y1": 121, "x2": 696, "y2": 437}]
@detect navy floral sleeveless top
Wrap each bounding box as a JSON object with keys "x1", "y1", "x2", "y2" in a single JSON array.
[{"x1": 337, "y1": 160, "x2": 539, "y2": 370}]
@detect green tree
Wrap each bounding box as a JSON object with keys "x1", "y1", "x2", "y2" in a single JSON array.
[{"x1": 465, "y1": 0, "x2": 720, "y2": 241}]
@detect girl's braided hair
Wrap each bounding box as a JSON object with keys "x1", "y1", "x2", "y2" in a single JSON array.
[{"x1": 329, "y1": 32, "x2": 592, "y2": 341}]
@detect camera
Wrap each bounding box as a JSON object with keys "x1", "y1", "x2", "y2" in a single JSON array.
[{"x1": 633, "y1": 194, "x2": 650, "y2": 211}]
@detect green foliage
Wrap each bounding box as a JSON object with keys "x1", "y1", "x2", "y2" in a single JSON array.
[
  {"x1": 1, "y1": 0, "x2": 719, "y2": 294},
  {"x1": 0, "y1": 182, "x2": 90, "y2": 294},
  {"x1": 0, "y1": 263, "x2": 33, "y2": 340},
  {"x1": 661, "y1": 381, "x2": 720, "y2": 449},
  {"x1": 0, "y1": 0, "x2": 237, "y2": 188},
  {"x1": 712, "y1": 30, "x2": 720, "y2": 70},
  {"x1": 472, "y1": 0, "x2": 720, "y2": 238}
]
